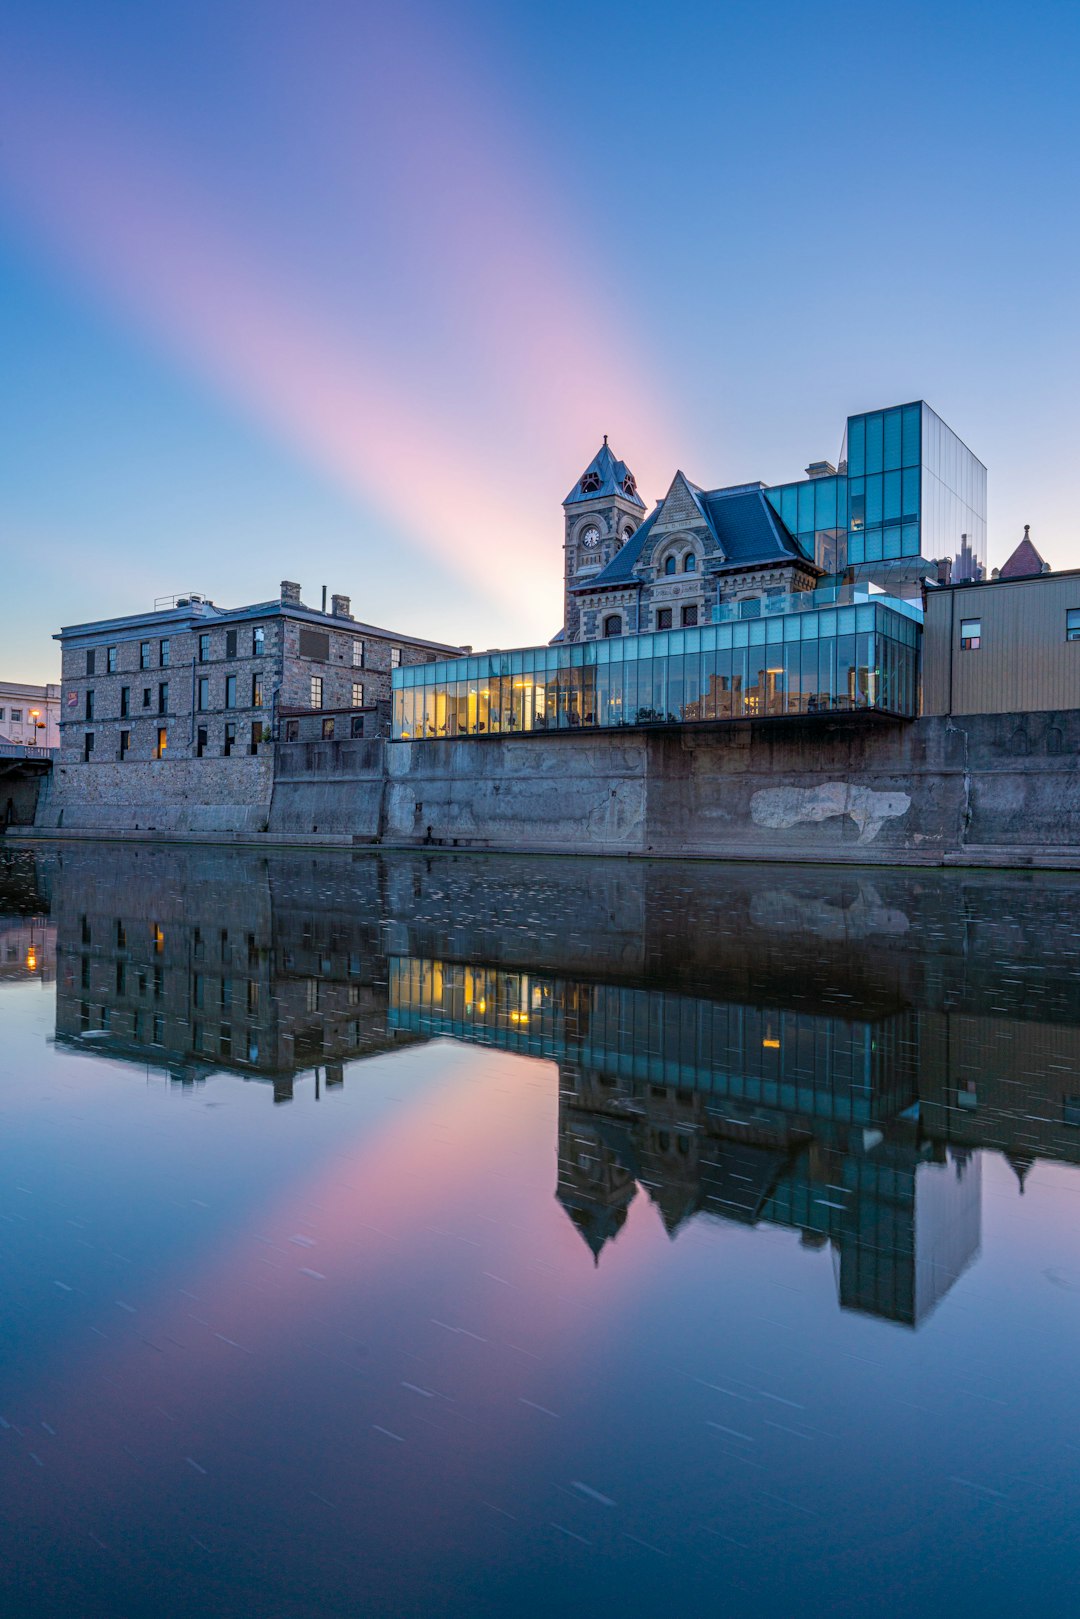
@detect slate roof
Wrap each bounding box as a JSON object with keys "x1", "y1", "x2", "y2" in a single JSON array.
[
  {"x1": 564, "y1": 439, "x2": 645, "y2": 509},
  {"x1": 700, "y1": 485, "x2": 815, "y2": 568},
  {"x1": 570, "y1": 483, "x2": 814, "y2": 595},
  {"x1": 999, "y1": 527, "x2": 1048, "y2": 579}
]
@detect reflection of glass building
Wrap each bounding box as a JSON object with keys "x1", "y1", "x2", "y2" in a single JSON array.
[
  {"x1": 389, "y1": 954, "x2": 982, "y2": 1327},
  {"x1": 765, "y1": 401, "x2": 986, "y2": 590},
  {"x1": 393, "y1": 588, "x2": 921, "y2": 737}
]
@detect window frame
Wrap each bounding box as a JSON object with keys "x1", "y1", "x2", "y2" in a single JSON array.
[{"x1": 959, "y1": 617, "x2": 982, "y2": 650}]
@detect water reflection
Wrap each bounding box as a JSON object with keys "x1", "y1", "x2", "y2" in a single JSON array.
[{"x1": 28, "y1": 841, "x2": 1080, "y2": 1335}]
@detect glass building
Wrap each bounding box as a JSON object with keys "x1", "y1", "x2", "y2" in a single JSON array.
[
  {"x1": 392, "y1": 586, "x2": 921, "y2": 738},
  {"x1": 765, "y1": 401, "x2": 986, "y2": 589}
]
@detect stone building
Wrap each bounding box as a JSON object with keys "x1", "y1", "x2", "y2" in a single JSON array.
[
  {"x1": 39, "y1": 582, "x2": 464, "y2": 836},
  {"x1": 0, "y1": 680, "x2": 61, "y2": 749},
  {"x1": 562, "y1": 442, "x2": 823, "y2": 644},
  {"x1": 55, "y1": 581, "x2": 463, "y2": 769}
]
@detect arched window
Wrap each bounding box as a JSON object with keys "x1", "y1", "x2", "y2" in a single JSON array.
[
  {"x1": 603, "y1": 615, "x2": 622, "y2": 639},
  {"x1": 683, "y1": 553, "x2": 696, "y2": 572},
  {"x1": 664, "y1": 556, "x2": 676, "y2": 576},
  {"x1": 622, "y1": 525, "x2": 635, "y2": 543}
]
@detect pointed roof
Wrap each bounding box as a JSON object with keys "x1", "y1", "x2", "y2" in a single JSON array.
[
  {"x1": 564, "y1": 437, "x2": 645, "y2": 509},
  {"x1": 571, "y1": 481, "x2": 816, "y2": 595},
  {"x1": 999, "y1": 526, "x2": 1048, "y2": 579}
]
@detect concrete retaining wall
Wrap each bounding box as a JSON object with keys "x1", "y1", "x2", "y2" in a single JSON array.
[
  {"x1": 31, "y1": 710, "x2": 1080, "y2": 867},
  {"x1": 265, "y1": 710, "x2": 1080, "y2": 866}
]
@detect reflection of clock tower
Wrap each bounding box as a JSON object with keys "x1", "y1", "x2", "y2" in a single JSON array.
[{"x1": 561, "y1": 437, "x2": 645, "y2": 642}]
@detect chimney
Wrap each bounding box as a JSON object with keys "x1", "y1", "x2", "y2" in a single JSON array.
[
  {"x1": 280, "y1": 580, "x2": 302, "y2": 605},
  {"x1": 331, "y1": 593, "x2": 353, "y2": 619},
  {"x1": 935, "y1": 556, "x2": 953, "y2": 586}
]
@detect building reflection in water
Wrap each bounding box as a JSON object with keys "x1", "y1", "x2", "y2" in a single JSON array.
[
  {"x1": 388, "y1": 957, "x2": 981, "y2": 1327},
  {"x1": 38, "y1": 844, "x2": 1080, "y2": 1330}
]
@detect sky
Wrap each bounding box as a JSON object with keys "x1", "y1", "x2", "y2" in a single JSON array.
[{"x1": 2, "y1": 0, "x2": 1079, "y2": 681}]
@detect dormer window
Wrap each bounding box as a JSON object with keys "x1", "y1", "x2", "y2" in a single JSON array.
[
  {"x1": 622, "y1": 473, "x2": 637, "y2": 497},
  {"x1": 580, "y1": 471, "x2": 601, "y2": 494}
]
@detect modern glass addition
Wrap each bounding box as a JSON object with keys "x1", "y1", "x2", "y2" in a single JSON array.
[
  {"x1": 393, "y1": 591, "x2": 920, "y2": 738},
  {"x1": 765, "y1": 401, "x2": 986, "y2": 587}
]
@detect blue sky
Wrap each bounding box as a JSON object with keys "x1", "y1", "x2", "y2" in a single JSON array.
[{"x1": 2, "y1": 0, "x2": 1078, "y2": 680}]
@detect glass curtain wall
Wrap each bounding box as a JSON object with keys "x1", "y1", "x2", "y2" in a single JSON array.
[
  {"x1": 844, "y1": 402, "x2": 924, "y2": 568},
  {"x1": 765, "y1": 475, "x2": 848, "y2": 573},
  {"x1": 393, "y1": 603, "x2": 920, "y2": 738}
]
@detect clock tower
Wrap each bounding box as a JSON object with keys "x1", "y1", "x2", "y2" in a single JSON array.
[{"x1": 561, "y1": 438, "x2": 645, "y2": 642}]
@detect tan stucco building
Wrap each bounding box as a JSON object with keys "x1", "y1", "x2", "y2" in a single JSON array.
[{"x1": 922, "y1": 568, "x2": 1080, "y2": 716}]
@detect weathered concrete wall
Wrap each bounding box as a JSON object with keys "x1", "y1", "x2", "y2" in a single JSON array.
[
  {"x1": 266, "y1": 711, "x2": 1080, "y2": 865},
  {"x1": 31, "y1": 709, "x2": 1080, "y2": 867},
  {"x1": 35, "y1": 755, "x2": 274, "y2": 836}
]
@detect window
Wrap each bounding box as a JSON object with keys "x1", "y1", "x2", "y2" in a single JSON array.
[
  {"x1": 960, "y1": 617, "x2": 981, "y2": 650},
  {"x1": 83, "y1": 731, "x2": 95, "y2": 761},
  {"x1": 622, "y1": 526, "x2": 635, "y2": 543},
  {"x1": 9, "y1": 709, "x2": 19, "y2": 722},
  {"x1": 119, "y1": 729, "x2": 130, "y2": 759},
  {"x1": 142, "y1": 687, "x2": 151, "y2": 708},
  {"x1": 603, "y1": 615, "x2": 622, "y2": 638},
  {"x1": 285, "y1": 719, "x2": 299, "y2": 741},
  {"x1": 252, "y1": 625, "x2": 265, "y2": 656},
  {"x1": 120, "y1": 685, "x2": 130, "y2": 718},
  {"x1": 251, "y1": 674, "x2": 263, "y2": 708},
  {"x1": 299, "y1": 628, "x2": 330, "y2": 661},
  {"x1": 352, "y1": 682, "x2": 364, "y2": 707},
  {"x1": 322, "y1": 717, "x2": 335, "y2": 739},
  {"x1": 85, "y1": 690, "x2": 95, "y2": 721},
  {"x1": 155, "y1": 728, "x2": 167, "y2": 758},
  {"x1": 656, "y1": 608, "x2": 673, "y2": 630},
  {"x1": 352, "y1": 640, "x2": 365, "y2": 667},
  {"x1": 198, "y1": 633, "x2": 210, "y2": 662},
  {"x1": 580, "y1": 470, "x2": 601, "y2": 494},
  {"x1": 350, "y1": 715, "x2": 364, "y2": 738},
  {"x1": 196, "y1": 725, "x2": 208, "y2": 757},
  {"x1": 223, "y1": 722, "x2": 237, "y2": 757},
  {"x1": 310, "y1": 676, "x2": 323, "y2": 709},
  {"x1": 1067, "y1": 610, "x2": 1080, "y2": 642},
  {"x1": 86, "y1": 649, "x2": 96, "y2": 676},
  {"x1": 390, "y1": 647, "x2": 402, "y2": 669},
  {"x1": 225, "y1": 675, "x2": 237, "y2": 708},
  {"x1": 197, "y1": 677, "x2": 209, "y2": 710},
  {"x1": 683, "y1": 554, "x2": 696, "y2": 572},
  {"x1": 140, "y1": 641, "x2": 151, "y2": 669},
  {"x1": 681, "y1": 604, "x2": 698, "y2": 627},
  {"x1": 106, "y1": 645, "x2": 117, "y2": 673},
  {"x1": 250, "y1": 720, "x2": 263, "y2": 754},
  {"x1": 159, "y1": 639, "x2": 170, "y2": 668},
  {"x1": 158, "y1": 681, "x2": 169, "y2": 715},
  {"x1": 0, "y1": 709, "x2": 4, "y2": 721},
  {"x1": 664, "y1": 556, "x2": 676, "y2": 576},
  {"x1": 225, "y1": 629, "x2": 237, "y2": 659}
]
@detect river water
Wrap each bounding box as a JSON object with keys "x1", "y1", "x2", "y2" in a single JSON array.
[{"x1": 1, "y1": 841, "x2": 1078, "y2": 1617}]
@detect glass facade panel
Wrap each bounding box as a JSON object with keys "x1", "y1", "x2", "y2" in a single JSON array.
[
  {"x1": 394, "y1": 594, "x2": 921, "y2": 739},
  {"x1": 765, "y1": 401, "x2": 984, "y2": 599}
]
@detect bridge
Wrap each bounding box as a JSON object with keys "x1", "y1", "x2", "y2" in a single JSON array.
[{"x1": 0, "y1": 742, "x2": 54, "y2": 829}]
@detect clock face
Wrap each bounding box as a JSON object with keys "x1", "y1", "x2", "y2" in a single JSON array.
[{"x1": 581, "y1": 526, "x2": 600, "y2": 550}]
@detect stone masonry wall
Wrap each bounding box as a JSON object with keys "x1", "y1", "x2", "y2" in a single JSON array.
[{"x1": 36, "y1": 755, "x2": 275, "y2": 836}]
